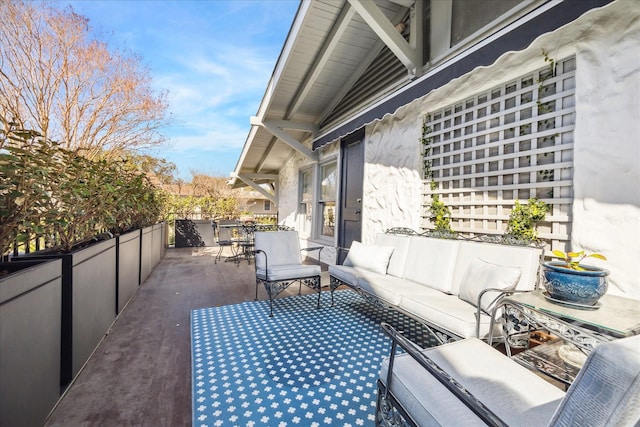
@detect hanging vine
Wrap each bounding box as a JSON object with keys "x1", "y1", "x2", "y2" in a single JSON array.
[
  {"x1": 421, "y1": 114, "x2": 453, "y2": 233},
  {"x1": 421, "y1": 115, "x2": 433, "y2": 180},
  {"x1": 537, "y1": 48, "x2": 560, "y2": 197},
  {"x1": 537, "y1": 48, "x2": 557, "y2": 115}
]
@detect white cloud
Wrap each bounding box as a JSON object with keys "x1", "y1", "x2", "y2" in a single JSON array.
[{"x1": 166, "y1": 117, "x2": 249, "y2": 152}]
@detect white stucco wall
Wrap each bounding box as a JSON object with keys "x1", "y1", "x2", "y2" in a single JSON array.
[
  {"x1": 278, "y1": 151, "x2": 304, "y2": 229},
  {"x1": 571, "y1": 4, "x2": 640, "y2": 298},
  {"x1": 362, "y1": 106, "x2": 424, "y2": 243},
  {"x1": 276, "y1": 0, "x2": 640, "y2": 297}
]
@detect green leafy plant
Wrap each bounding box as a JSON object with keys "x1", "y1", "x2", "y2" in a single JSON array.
[
  {"x1": 537, "y1": 48, "x2": 556, "y2": 115},
  {"x1": 505, "y1": 198, "x2": 548, "y2": 241},
  {"x1": 421, "y1": 114, "x2": 453, "y2": 233},
  {"x1": 0, "y1": 128, "x2": 58, "y2": 257},
  {"x1": 551, "y1": 250, "x2": 607, "y2": 271},
  {"x1": 2, "y1": 123, "x2": 165, "y2": 255},
  {"x1": 421, "y1": 115, "x2": 433, "y2": 180},
  {"x1": 429, "y1": 180, "x2": 453, "y2": 233}
]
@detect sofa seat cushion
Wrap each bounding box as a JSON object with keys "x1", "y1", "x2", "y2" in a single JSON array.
[
  {"x1": 399, "y1": 293, "x2": 500, "y2": 339},
  {"x1": 257, "y1": 264, "x2": 320, "y2": 281},
  {"x1": 329, "y1": 265, "x2": 368, "y2": 286},
  {"x1": 357, "y1": 275, "x2": 442, "y2": 306},
  {"x1": 380, "y1": 338, "x2": 565, "y2": 426},
  {"x1": 343, "y1": 241, "x2": 394, "y2": 274}
]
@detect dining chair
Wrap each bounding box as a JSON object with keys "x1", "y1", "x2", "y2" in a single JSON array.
[{"x1": 213, "y1": 219, "x2": 237, "y2": 264}]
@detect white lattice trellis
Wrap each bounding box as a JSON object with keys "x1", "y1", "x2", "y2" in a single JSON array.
[{"x1": 422, "y1": 57, "x2": 576, "y2": 251}]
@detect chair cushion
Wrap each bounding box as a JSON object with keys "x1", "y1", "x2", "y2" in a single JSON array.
[
  {"x1": 343, "y1": 241, "x2": 394, "y2": 275},
  {"x1": 257, "y1": 264, "x2": 320, "y2": 281},
  {"x1": 379, "y1": 338, "x2": 565, "y2": 426},
  {"x1": 549, "y1": 334, "x2": 640, "y2": 426},
  {"x1": 254, "y1": 231, "x2": 302, "y2": 269},
  {"x1": 458, "y1": 258, "x2": 522, "y2": 311}
]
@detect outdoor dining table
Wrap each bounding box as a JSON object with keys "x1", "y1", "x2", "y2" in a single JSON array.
[{"x1": 218, "y1": 222, "x2": 255, "y2": 265}]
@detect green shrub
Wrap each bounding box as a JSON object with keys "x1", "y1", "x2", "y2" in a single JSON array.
[
  {"x1": 1, "y1": 126, "x2": 165, "y2": 254},
  {"x1": 429, "y1": 180, "x2": 453, "y2": 233},
  {"x1": 505, "y1": 198, "x2": 549, "y2": 241}
]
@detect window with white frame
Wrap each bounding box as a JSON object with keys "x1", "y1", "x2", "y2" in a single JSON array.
[
  {"x1": 318, "y1": 161, "x2": 337, "y2": 239},
  {"x1": 299, "y1": 168, "x2": 313, "y2": 236},
  {"x1": 429, "y1": 0, "x2": 537, "y2": 64},
  {"x1": 422, "y1": 57, "x2": 576, "y2": 252},
  {"x1": 450, "y1": 0, "x2": 525, "y2": 46}
]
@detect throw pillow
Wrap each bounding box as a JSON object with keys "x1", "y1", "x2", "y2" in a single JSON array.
[
  {"x1": 343, "y1": 241, "x2": 394, "y2": 275},
  {"x1": 459, "y1": 258, "x2": 522, "y2": 311}
]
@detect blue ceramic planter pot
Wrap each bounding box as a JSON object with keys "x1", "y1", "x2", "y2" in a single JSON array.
[{"x1": 542, "y1": 261, "x2": 608, "y2": 306}]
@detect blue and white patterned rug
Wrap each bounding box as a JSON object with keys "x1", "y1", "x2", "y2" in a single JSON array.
[{"x1": 191, "y1": 290, "x2": 438, "y2": 427}]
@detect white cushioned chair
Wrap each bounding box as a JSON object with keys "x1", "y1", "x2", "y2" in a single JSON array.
[
  {"x1": 377, "y1": 322, "x2": 640, "y2": 426},
  {"x1": 253, "y1": 230, "x2": 323, "y2": 316}
]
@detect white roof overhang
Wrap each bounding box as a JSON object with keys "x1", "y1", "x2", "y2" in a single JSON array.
[
  {"x1": 229, "y1": 0, "x2": 613, "y2": 189},
  {"x1": 229, "y1": 0, "x2": 414, "y2": 189}
]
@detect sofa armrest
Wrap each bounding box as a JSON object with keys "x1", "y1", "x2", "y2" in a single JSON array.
[
  {"x1": 474, "y1": 288, "x2": 533, "y2": 338},
  {"x1": 380, "y1": 322, "x2": 508, "y2": 427}
]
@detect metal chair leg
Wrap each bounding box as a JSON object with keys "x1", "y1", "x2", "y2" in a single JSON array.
[{"x1": 267, "y1": 284, "x2": 274, "y2": 317}]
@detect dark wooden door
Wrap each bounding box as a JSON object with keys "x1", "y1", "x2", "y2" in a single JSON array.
[{"x1": 337, "y1": 130, "x2": 364, "y2": 264}]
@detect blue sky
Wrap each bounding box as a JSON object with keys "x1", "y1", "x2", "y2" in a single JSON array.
[{"x1": 61, "y1": 0, "x2": 299, "y2": 181}]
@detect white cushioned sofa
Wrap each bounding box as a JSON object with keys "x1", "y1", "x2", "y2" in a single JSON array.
[{"x1": 329, "y1": 231, "x2": 543, "y2": 342}]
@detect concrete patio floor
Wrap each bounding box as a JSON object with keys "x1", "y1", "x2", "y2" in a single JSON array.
[{"x1": 45, "y1": 247, "x2": 327, "y2": 426}]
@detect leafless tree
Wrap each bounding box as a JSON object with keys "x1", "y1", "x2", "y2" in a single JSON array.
[
  {"x1": 190, "y1": 171, "x2": 235, "y2": 198},
  {"x1": 0, "y1": 0, "x2": 170, "y2": 158}
]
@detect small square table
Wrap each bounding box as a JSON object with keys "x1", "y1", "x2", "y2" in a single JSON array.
[
  {"x1": 490, "y1": 290, "x2": 640, "y2": 386},
  {"x1": 503, "y1": 289, "x2": 640, "y2": 338}
]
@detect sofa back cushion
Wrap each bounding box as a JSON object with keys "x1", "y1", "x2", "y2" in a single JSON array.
[
  {"x1": 344, "y1": 241, "x2": 394, "y2": 275},
  {"x1": 451, "y1": 241, "x2": 543, "y2": 295},
  {"x1": 374, "y1": 233, "x2": 411, "y2": 278},
  {"x1": 458, "y1": 258, "x2": 522, "y2": 311},
  {"x1": 403, "y1": 237, "x2": 460, "y2": 293}
]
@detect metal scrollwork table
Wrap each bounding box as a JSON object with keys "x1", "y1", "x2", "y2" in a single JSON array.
[{"x1": 489, "y1": 289, "x2": 640, "y2": 387}]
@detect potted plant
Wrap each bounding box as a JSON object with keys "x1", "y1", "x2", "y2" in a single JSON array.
[
  {"x1": 542, "y1": 250, "x2": 609, "y2": 306},
  {"x1": 0, "y1": 127, "x2": 64, "y2": 427},
  {"x1": 0, "y1": 128, "x2": 56, "y2": 262}
]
